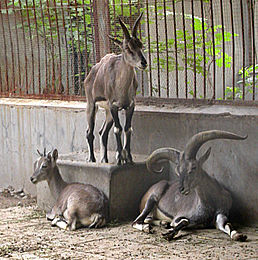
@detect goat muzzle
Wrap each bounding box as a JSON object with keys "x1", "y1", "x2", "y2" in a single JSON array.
[{"x1": 30, "y1": 176, "x2": 37, "y2": 184}]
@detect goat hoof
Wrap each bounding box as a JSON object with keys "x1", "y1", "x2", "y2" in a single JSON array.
[
  {"x1": 46, "y1": 212, "x2": 55, "y2": 221},
  {"x1": 51, "y1": 217, "x2": 59, "y2": 226},
  {"x1": 121, "y1": 158, "x2": 134, "y2": 165},
  {"x1": 162, "y1": 229, "x2": 177, "y2": 241},
  {"x1": 132, "y1": 222, "x2": 152, "y2": 233},
  {"x1": 126, "y1": 155, "x2": 133, "y2": 164},
  {"x1": 161, "y1": 221, "x2": 171, "y2": 229},
  {"x1": 87, "y1": 157, "x2": 96, "y2": 163},
  {"x1": 142, "y1": 224, "x2": 152, "y2": 234},
  {"x1": 101, "y1": 157, "x2": 108, "y2": 163},
  {"x1": 231, "y1": 232, "x2": 247, "y2": 242},
  {"x1": 148, "y1": 225, "x2": 154, "y2": 234},
  {"x1": 116, "y1": 159, "x2": 122, "y2": 165},
  {"x1": 125, "y1": 158, "x2": 134, "y2": 165}
]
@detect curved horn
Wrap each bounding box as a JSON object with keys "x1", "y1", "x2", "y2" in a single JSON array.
[
  {"x1": 146, "y1": 147, "x2": 181, "y2": 174},
  {"x1": 184, "y1": 130, "x2": 248, "y2": 160},
  {"x1": 118, "y1": 17, "x2": 131, "y2": 40},
  {"x1": 198, "y1": 147, "x2": 212, "y2": 166},
  {"x1": 132, "y1": 12, "x2": 143, "y2": 37},
  {"x1": 37, "y1": 149, "x2": 43, "y2": 156}
]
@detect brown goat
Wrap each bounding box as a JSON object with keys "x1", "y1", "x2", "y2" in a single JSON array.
[
  {"x1": 30, "y1": 149, "x2": 108, "y2": 230},
  {"x1": 84, "y1": 13, "x2": 147, "y2": 165}
]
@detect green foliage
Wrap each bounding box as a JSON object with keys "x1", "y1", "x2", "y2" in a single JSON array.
[
  {"x1": 148, "y1": 11, "x2": 236, "y2": 76},
  {"x1": 225, "y1": 86, "x2": 243, "y2": 100},
  {"x1": 108, "y1": 1, "x2": 237, "y2": 98},
  {"x1": 225, "y1": 64, "x2": 258, "y2": 100},
  {"x1": 238, "y1": 64, "x2": 258, "y2": 86},
  {"x1": 6, "y1": 0, "x2": 93, "y2": 54},
  {"x1": 3, "y1": 0, "x2": 241, "y2": 98}
]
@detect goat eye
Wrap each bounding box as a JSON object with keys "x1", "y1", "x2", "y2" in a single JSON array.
[{"x1": 190, "y1": 166, "x2": 196, "y2": 173}]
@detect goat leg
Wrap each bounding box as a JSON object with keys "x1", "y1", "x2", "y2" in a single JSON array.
[
  {"x1": 216, "y1": 214, "x2": 247, "y2": 242},
  {"x1": 123, "y1": 103, "x2": 135, "y2": 164},
  {"x1": 86, "y1": 103, "x2": 97, "y2": 162},
  {"x1": 99, "y1": 109, "x2": 113, "y2": 163},
  {"x1": 162, "y1": 218, "x2": 189, "y2": 241},
  {"x1": 133, "y1": 194, "x2": 157, "y2": 225},
  {"x1": 110, "y1": 105, "x2": 123, "y2": 165}
]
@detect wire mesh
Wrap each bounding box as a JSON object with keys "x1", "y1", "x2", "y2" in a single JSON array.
[{"x1": 0, "y1": 0, "x2": 256, "y2": 102}]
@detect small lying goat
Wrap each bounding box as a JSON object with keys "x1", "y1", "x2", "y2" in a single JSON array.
[
  {"x1": 133, "y1": 130, "x2": 247, "y2": 241},
  {"x1": 30, "y1": 149, "x2": 108, "y2": 230},
  {"x1": 85, "y1": 12, "x2": 147, "y2": 165}
]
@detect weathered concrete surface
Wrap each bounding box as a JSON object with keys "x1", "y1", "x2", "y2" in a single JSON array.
[
  {"x1": 0, "y1": 98, "x2": 257, "y2": 224},
  {"x1": 37, "y1": 151, "x2": 169, "y2": 220}
]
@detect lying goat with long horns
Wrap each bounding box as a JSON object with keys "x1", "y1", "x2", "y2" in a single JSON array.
[{"x1": 133, "y1": 130, "x2": 247, "y2": 242}]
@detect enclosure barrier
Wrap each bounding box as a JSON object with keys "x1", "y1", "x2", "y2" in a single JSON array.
[{"x1": 0, "y1": 0, "x2": 257, "y2": 102}]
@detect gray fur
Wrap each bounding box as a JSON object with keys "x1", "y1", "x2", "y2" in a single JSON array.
[
  {"x1": 133, "y1": 130, "x2": 247, "y2": 242},
  {"x1": 85, "y1": 13, "x2": 147, "y2": 165}
]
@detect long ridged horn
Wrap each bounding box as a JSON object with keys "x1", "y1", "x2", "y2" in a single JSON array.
[
  {"x1": 132, "y1": 12, "x2": 143, "y2": 37},
  {"x1": 118, "y1": 17, "x2": 131, "y2": 40},
  {"x1": 146, "y1": 147, "x2": 181, "y2": 174},
  {"x1": 184, "y1": 130, "x2": 248, "y2": 160}
]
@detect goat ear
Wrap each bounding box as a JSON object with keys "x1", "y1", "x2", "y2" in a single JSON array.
[
  {"x1": 118, "y1": 17, "x2": 131, "y2": 40},
  {"x1": 199, "y1": 147, "x2": 211, "y2": 166},
  {"x1": 52, "y1": 149, "x2": 58, "y2": 162},
  {"x1": 47, "y1": 151, "x2": 51, "y2": 161},
  {"x1": 108, "y1": 35, "x2": 123, "y2": 48}
]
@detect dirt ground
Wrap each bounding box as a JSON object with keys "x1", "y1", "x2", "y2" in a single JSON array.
[{"x1": 0, "y1": 188, "x2": 257, "y2": 260}]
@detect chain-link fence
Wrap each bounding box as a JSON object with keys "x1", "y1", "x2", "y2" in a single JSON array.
[{"x1": 0, "y1": 0, "x2": 257, "y2": 102}]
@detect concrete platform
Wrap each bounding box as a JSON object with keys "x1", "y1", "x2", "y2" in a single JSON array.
[
  {"x1": 2, "y1": 98, "x2": 257, "y2": 224},
  {"x1": 36, "y1": 151, "x2": 169, "y2": 221}
]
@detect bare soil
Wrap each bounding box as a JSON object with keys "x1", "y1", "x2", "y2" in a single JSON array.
[{"x1": 0, "y1": 188, "x2": 257, "y2": 260}]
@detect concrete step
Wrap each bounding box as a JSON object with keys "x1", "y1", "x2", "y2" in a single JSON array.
[{"x1": 36, "y1": 151, "x2": 169, "y2": 221}]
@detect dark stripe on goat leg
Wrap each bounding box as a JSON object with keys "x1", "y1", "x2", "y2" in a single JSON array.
[
  {"x1": 123, "y1": 103, "x2": 135, "y2": 164},
  {"x1": 162, "y1": 218, "x2": 189, "y2": 241},
  {"x1": 110, "y1": 105, "x2": 123, "y2": 165},
  {"x1": 86, "y1": 103, "x2": 97, "y2": 162}
]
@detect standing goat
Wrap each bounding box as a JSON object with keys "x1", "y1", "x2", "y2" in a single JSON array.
[
  {"x1": 30, "y1": 149, "x2": 108, "y2": 230},
  {"x1": 133, "y1": 130, "x2": 247, "y2": 241},
  {"x1": 85, "y1": 13, "x2": 147, "y2": 165}
]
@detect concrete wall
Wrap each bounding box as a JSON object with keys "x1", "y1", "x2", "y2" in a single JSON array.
[{"x1": 0, "y1": 98, "x2": 257, "y2": 224}]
